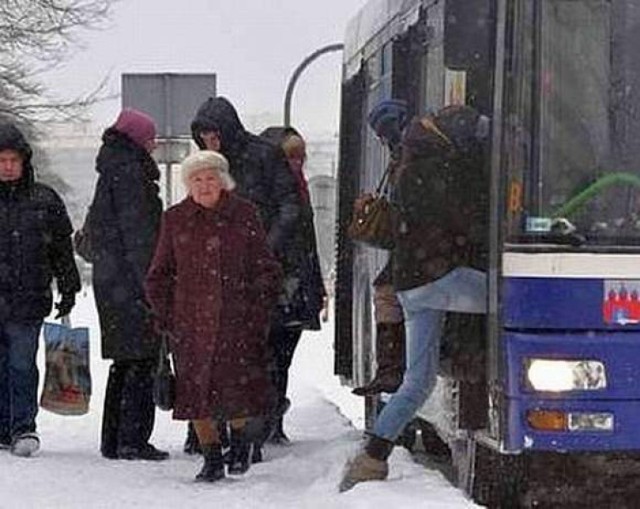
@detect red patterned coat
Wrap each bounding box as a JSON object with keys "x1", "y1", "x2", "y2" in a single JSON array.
[{"x1": 145, "y1": 191, "x2": 282, "y2": 420}]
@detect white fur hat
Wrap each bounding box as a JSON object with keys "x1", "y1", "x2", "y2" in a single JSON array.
[{"x1": 181, "y1": 150, "x2": 236, "y2": 190}]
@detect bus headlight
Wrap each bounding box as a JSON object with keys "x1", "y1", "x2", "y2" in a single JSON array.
[{"x1": 525, "y1": 359, "x2": 607, "y2": 392}]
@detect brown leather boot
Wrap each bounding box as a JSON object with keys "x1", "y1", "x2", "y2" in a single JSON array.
[{"x1": 352, "y1": 322, "x2": 405, "y2": 397}]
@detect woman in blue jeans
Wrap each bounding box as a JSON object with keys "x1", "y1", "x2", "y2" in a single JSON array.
[{"x1": 340, "y1": 104, "x2": 490, "y2": 492}]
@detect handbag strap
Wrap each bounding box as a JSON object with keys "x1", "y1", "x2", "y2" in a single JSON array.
[{"x1": 374, "y1": 163, "x2": 393, "y2": 197}]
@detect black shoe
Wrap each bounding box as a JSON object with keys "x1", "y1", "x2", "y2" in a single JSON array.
[
  {"x1": 117, "y1": 443, "x2": 169, "y2": 461},
  {"x1": 227, "y1": 428, "x2": 251, "y2": 475},
  {"x1": 101, "y1": 448, "x2": 119, "y2": 460},
  {"x1": 195, "y1": 445, "x2": 225, "y2": 483}
]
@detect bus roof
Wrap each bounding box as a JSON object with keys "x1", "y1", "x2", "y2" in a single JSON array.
[{"x1": 343, "y1": 0, "x2": 422, "y2": 75}]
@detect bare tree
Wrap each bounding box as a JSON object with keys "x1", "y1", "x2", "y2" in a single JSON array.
[{"x1": 0, "y1": 0, "x2": 117, "y2": 127}]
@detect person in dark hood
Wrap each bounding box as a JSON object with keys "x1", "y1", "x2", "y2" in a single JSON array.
[
  {"x1": 0, "y1": 123, "x2": 81, "y2": 457},
  {"x1": 88, "y1": 108, "x2": 167, "y2": 461},
  {"x1": 255, "y1": 126, "x2": 327, "y2": 446},
  {"x1": 184, "y1": 97, "x2": 301, "y2": 457},
  {"x1": 340, "y1": 105, "x2": 490, "y2": 492},
  {"x1": 190, "y1": 97, "x2": 300, "y2": 255}
]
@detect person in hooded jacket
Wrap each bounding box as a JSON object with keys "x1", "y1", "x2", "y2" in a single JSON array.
[
  {"x1": 88, "y1": 108, "x2": 167, "y2": 461},
  {"x1": 257, "y1": 126, "x2": 327, "y2": 445},
  {"x1": 340, "y1": 105, "x2": 490, "y2": 492},
  {"x1": 0, "y1": 123, "x2": 81, "y2": 457},
  {"x1": 190, "y1": 97, "x2": 300, "y2": 255},
  {"x1": 184, "y1": 97, "x2": 301, "y2": 456}
]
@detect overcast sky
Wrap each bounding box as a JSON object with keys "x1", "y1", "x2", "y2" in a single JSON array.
[{"x1": 44, "y1": 0, "x2": 368, "y2": 137}]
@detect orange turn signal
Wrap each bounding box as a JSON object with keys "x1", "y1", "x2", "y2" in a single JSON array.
[{"x1": 526, "y1": 410, "x2": 567, "y2": 431}]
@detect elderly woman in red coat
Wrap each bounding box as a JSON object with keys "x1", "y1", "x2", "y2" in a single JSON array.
[{"x1": 145, "y1": 150, "x2": 282, "y2": 483}]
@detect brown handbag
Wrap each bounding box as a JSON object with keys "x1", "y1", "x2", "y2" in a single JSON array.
[{"x1": 347, "y1": 165, "x2": 395, "y2": 250}]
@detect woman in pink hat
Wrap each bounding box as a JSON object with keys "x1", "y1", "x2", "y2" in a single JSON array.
[{"x1": 88, "y1": 108, "x2": 167, "y2": 461}]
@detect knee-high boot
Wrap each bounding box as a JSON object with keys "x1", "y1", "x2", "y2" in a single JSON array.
[{"x1": 352, "y1": 322, "x2": 405, "y2": 397}]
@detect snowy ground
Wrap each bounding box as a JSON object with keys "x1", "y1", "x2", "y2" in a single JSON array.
[{"x1": 1, "y1": 288, "x2": 477, "y2": 508}]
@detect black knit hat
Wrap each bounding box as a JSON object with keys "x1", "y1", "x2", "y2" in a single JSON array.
[{"x1": 0, "y1": 123, "x2": 33, "y2": 163}]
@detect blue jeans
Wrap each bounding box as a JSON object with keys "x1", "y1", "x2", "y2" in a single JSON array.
[
  {"x1": 0, "y1": 321, "x2": 42, "y2": 441},
  {"x1": 372, "y1": 268, "x2": 486, "y2": 442}
]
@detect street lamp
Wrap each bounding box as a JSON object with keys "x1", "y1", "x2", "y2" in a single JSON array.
[{"x1": 283, "y1": 43, "x2": 344, "y2": 127}]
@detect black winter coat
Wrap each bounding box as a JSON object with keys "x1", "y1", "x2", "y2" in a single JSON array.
[
  {"x1": 260, "y1": 126, "x2": 326, "y2": 330},
  {"x1": 191, "y1": 97, "x2": 300, "y2": 256},
  {"x1": 0, "y1": 124, "x2": 80, "y2": 322},
  {"x1": 89, "y1": 128, "x2": 162, "y2": 360},
  {"x1": 392, "y1": 109, "x2": 489, "y2": 292}
]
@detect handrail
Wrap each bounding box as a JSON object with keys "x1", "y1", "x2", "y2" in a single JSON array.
[{"x1": 553, "y1": 172, "x2": 640, "y2": 218}]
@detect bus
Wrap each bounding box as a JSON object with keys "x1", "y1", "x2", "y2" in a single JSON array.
[{"x1": 334, "y1": 0, "x2": 640, "y2": 506}]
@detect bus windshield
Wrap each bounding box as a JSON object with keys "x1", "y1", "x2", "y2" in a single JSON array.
[{"x1": 504, "y1": 0, "x2": 640, "y2": 247}]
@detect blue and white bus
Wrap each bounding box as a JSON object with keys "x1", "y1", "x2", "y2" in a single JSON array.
[{"x1": 335, "y1": 1, "x2": 640, "y2": 506}]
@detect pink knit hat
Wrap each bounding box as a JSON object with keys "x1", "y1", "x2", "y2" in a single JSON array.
[{"x1": 113, "y1": 108, "x2": 157, "y2": 148}]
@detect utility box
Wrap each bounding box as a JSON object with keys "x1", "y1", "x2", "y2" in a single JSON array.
[{"x1": 121, "y1": 73, "x2": 217, "y2": 138}]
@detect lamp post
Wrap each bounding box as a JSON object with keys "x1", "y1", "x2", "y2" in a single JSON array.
[{"x1": 283, "y1": 43, "x2": 344, "y2": 127}]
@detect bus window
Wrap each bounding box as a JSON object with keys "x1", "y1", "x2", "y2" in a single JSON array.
[{"x1": 505, "y1": 0, "x2": 640, "y2": 246}]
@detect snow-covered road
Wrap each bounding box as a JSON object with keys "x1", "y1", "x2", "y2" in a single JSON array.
[{"x1": 0, "y1": 289, "x2": 476, "y2": 508}]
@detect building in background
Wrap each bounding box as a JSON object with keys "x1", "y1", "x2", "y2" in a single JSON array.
[{"x1": 38, "y1": 122, "x2": 101, "y2": 228}]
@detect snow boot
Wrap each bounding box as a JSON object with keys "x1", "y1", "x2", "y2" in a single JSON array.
[
  {"x1": 195, "y1": 444, "x2": 225, "y2": 483},
  {"x1": 352, "y1": 322, "x2": 405, "y2": 397},
  {"x1": 339, "y1": 435, "x2": 393, "y2": 492},
  {"x1": 267, "y1": 417, "x2": 290, "y2": 445},
  {"x1": 10, "y1": 431, "x2": 40, "y2": 458},
  {"x1": 227, "y1": 427, "x2": 251, "y2": 475}
]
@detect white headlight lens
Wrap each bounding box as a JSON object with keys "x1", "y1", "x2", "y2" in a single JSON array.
[
  {"x1": 568, "y1": 412, "x2": 614, "y2": 432},
  {"x1": 526, "y1": 359, "x2": 607, "y2": 392}
]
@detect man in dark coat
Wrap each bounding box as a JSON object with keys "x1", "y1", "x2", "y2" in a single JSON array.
[
  {"x1": 88, "y1": 108, "x2": 167, "y2": 461},
  {"x1": 185, "y1": 97, "x2": 301, "y2": 455},
  {"x1": 0, "y1": 123, "x2": 80, "y2": 457},
  {"x1": 190, "y1": 97, "x2": 300, "y2": 255},
  {"x1": 340, "y1": 105, "x2": 490, "y2": 492}
]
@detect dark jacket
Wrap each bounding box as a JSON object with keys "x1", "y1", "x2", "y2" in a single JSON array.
[
  {"x1": 0, "y1": 124, "x2": 80, "y2": 322},
  {"x1": 392, "y1": 107, "x2": 489, "y2": 292},
  {"x1": 191, "y1": 97, "x2": 300, "y2": 255},
  {"x1": 260, "y1": 126, "x2": 326, "y2": 330},
  {"x1": 89, "y1": 128, "x2": 162, "y2": 360},
  {"x1": 144, "y1": 192, "x2": 282, "y2": 420}
]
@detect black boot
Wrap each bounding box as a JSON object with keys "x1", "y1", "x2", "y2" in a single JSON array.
[
  {"x1": 227, "y1": 427, "x2": 251, "y2": 475},
  {"x1": 195, "y1": 444, "x2": 225, "y2": 483},
  {"x1": 184, "y1": 422, "x2": 202, "y2": 455},
  {"x1": 251, "y1": 443, "x2": 263, "y2": 463},
  {"x1": 267, "y1": 417, "x2": 290, "y2": 445},
  {"x1": 352, "y1": 322, "x2": 405, "y2": 397}
]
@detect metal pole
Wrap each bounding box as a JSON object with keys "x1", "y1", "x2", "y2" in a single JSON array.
[
  {"x1": 284, "y1": 43, "x2": 344, "y2": 127},
  {"x1": 165, "y1": 162, "x2": 172, "y2": 207}
]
